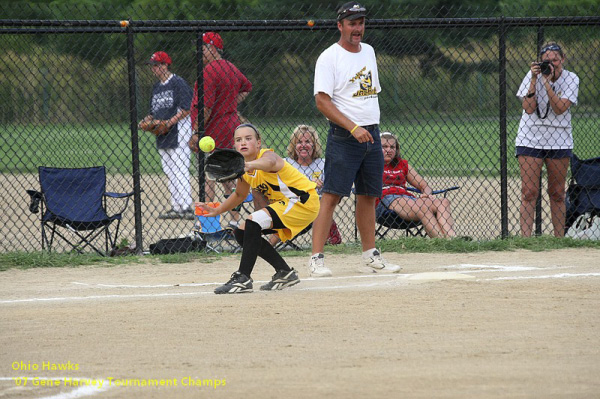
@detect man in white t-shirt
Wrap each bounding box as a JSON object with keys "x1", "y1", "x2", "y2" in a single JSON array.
[{"x1": 308, "y1": 2, "x2": 401, "y2": 277}]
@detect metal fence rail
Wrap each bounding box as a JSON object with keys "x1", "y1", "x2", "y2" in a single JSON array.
[{"x1": 1, "y1": 4, "x2": 599, "y2": 253}]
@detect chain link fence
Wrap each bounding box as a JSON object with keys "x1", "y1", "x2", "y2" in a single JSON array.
[{"x1": 1, "y1": 3, "x2": 599, "y2": 253}]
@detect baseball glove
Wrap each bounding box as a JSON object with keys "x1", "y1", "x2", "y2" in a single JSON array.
[
  {"x1": 205, "y1": 149, "x2": 246, "y2": 183},
  {"x1": 139, "y1": 118, "x2": 170, "y2": 136}
]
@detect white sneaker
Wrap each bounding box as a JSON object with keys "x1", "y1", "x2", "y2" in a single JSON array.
[
  {"x1": 359, "y1": 249, "x2": 402, "y2": 274},
  {"x1": 308, "y1": 253, "x2": 333, "y2": 277}
]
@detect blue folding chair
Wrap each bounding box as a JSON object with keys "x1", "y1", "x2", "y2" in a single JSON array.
[
  {"x1": 26, "y1": 166, "x2": 135, "y2": 255},
  {"x1": 192, "y1": 213, "x2": 239, "y2": 253},
  {"x1": 376, "y1": 186, "x2": 460, "y2": 238}
]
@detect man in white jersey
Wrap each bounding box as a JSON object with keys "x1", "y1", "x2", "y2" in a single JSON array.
[
  {"x1": 140, "y1": 51, "x2": 194, "y2": 220},
  {"x1": 308, "y1": 2, "x2": 401, "y2": 277}
]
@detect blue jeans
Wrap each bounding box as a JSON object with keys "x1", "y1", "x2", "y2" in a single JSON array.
[
  {"x1": 323, "y1": 123, "x2": 384, "y2": 197},
  {"x1": 376, "y1": 194, "x2": 416, "y2": 219}
]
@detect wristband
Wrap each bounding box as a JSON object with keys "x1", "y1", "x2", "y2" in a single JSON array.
[
  {"x1": 526, "y1": 92, "x2": 535, "y2": 98},
  {"x1": 350, "y1": 125, "x2": 359, "y2": 134}
]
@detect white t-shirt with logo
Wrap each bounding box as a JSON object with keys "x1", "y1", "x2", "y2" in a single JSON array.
[
  {"x1": 314, "y1": 42, "x2": 381, "y2": 126},
  {"x1": 515, "y1": 69, "x2": 579, "y2": 149}
]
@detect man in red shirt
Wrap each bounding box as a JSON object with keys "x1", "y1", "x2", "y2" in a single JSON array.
[
  {"x1": 188, "y1": 32, "x2": 254, "y2": 223},
  {"x1": 189, "y1": 32, "x2": 252, "y2": 150}
]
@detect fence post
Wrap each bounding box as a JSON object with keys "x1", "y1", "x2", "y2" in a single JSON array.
[
  {"x1": 499, "y1": 16, "x2": 509, "y2": 238},
  {"x1": 195, "y1": 30, "x2": 206, "y2": 202},
  {"x1": 126, "y1": 18, "x2": 144, "y2": 253},
  {"x1": 534, "y1": 26, "x2": 545, "y2": 236}
]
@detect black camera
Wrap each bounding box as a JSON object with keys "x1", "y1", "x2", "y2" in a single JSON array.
[{"x1": 536, "y1": 60, "x2": 552, "y2": 76}]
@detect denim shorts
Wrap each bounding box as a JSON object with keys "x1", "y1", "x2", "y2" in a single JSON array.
[
  {"x1": 323, "y1": 123, "x2": 384, "y2": 197},
  {"x1": 516, "y1": 146, "x2": 572, "y2": 159},
  {"x1": 376, "y1": 194, "x2": 416, "y2": 219}
]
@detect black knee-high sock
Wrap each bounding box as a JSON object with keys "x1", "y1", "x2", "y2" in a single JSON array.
[
  {"x1": 235, "y1": 221, "x2": 261, "y2": 277},
  {"x1": 258, "y1": 238, "x2": 291, "y2": 272},
  {"x1": 234, "y1": 228, "x2": 245, "y2": 246},
  {"x1": 234, "y1": 222, "x2": 291, "y2": 275}
]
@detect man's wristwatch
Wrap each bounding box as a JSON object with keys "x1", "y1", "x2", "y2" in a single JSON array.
[{"x1": 526, "y1": 92, "x2": 536, "y2": 98}]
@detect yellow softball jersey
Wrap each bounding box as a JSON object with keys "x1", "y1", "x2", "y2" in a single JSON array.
[{"x1": 242, "y1": 149, "x2": 320, "y2": 241}]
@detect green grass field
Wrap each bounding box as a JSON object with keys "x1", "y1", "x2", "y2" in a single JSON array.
[{"x1": 1, "y1": 116, "x2": 598, "y2": 177}]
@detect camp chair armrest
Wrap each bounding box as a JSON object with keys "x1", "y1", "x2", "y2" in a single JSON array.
[
  {"x1": 26, "y1": 189, "x2": 43, "y2": 213},
  {"x1": 104, "y1": 191, "x2": 135, "y2": 199},
  {"x1": 433, "y1": 186, "x2": 460, "y2": 195},
  {"x1": 406, "y1": 186, "x2": 460, "y2": 196},
  {"x1": 26, "y1": 189, "x2": 42, "y2": 198},
  {"x1": 104, "y1": 191, "x2": 138, "y2": 216}
]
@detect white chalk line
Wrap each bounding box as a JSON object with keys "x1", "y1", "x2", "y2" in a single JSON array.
[
  {"x1": 71, "y1": 265, "x2": 568, "y2": 289},
  {"x1": 0, "y1": 280, "x2": 401, "y2": 304},
  {"x1": 296, "y1": 282, "x2": 390, "y2": 291},
  {"x1": 485, "y1": 272, "x2": 600, "y2": 281},
  {"x1": 1, "y1": 266, "x2": 597, "y2": 305},
  {"x1": 72, "y1": 282, "x2": 217, "y2": 288},
  {"x1": 0, "y1": 291, "x2": 212, "y2": 304},
  {"x1": 70, "y1": 273, "x2": 400, "y2": 289},
  {"x1": 0, "y1": 377, "x2": 111, "y2": 399},
  {"x1": 67, "y1": 264, "x2": 569, "y2": 291},
  {"x1": 440, "y1": 264, "x2": 572, "y2": 273},
  {"x1": 0, "y1": 275, "x2": 426, "y2": 304}
]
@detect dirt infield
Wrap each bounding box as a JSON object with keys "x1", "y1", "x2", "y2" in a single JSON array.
[{"x1": 1, "y1": 249, "x2": 599, "y2": 398}]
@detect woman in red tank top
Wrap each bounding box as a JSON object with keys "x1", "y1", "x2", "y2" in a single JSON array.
[{"x1": 379, "y1": 132, "x2": 458, "y2": 238}]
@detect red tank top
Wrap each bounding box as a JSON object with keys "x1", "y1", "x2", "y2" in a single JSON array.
[{"x1": 382, "y1": 159, "x2": 413, "y2": 198}]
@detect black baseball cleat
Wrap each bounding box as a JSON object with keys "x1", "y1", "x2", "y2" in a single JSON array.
[
  {"x1": 260, "y1": 268, "x2": 300, "y2": 291},
  {"x1": 214, "y1": 271, "x2": 253, "y2": 294}
]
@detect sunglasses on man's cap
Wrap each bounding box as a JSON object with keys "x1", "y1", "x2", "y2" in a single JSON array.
[{"x1": 337, "y1": 2, "x2": 367, "y2": 21}]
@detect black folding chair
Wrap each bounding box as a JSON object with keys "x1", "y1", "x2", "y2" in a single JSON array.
[
  {"x1": 566, "y1": 154, "x2": 600, "y2": 229},
  {"x1": 376, "y1": 186, "x2": 460, "y2": 238},
  {"x1": 26, "y1": 166, "x2": 135, "y2": 255}
]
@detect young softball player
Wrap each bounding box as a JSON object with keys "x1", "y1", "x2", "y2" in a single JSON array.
[{"x1": 196, "y1": 123, "x2": 320, "y2": 294}]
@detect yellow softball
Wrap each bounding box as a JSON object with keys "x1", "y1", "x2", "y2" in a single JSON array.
[{"x1": 199, "y1": 136, "x2": 216, "y2": 153}]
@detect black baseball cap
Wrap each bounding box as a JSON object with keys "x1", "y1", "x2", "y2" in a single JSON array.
[{"x1": 337, "y1": 2, "x2": 367, "y2": 21}]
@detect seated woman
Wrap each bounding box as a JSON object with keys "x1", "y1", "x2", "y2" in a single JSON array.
[
  {"x1": 378, "y1": 132, "x2": 458, "y2": 239},
  {"x1": 270, "y1": 124, "x2": 342, "y2": 245}
]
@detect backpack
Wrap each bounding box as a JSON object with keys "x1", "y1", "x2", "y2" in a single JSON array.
[
  {"x1": 565, "y1": 211, "x2": 600, "y2": 240},
  {"x1": 149, "y1": 237, "x2": 206, "y2": 254}
]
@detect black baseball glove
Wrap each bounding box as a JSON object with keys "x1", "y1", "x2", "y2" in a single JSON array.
[{"x1": 205, "y1": 149, "x2": 246, "y2": 183}]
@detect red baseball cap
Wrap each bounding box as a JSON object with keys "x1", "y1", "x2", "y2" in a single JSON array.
[
  {"x1": 146, "y1": 51, "x2": 172, "y2": 65},
  {"x1": 203, "y1": 32, "x2": 223, "y2": 49}
]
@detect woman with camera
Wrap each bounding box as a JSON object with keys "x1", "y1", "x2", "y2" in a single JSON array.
[{"x1": 516, "y1": 42, "x2": 579, "y2": 237}]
